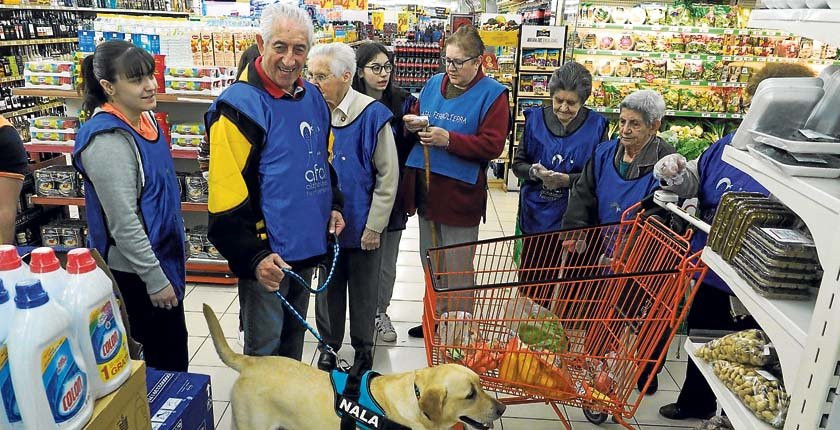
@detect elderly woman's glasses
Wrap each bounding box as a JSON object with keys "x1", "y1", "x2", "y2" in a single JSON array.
[
  {"x1": 441, "y1": 56, "x2": 479, "y2": 70},
  {"x1": 364, "y1": 63, "x2": 393, "y2": 74},
  {"x1": 307, "y1": 72, "x2": 332, "y2": 82}
]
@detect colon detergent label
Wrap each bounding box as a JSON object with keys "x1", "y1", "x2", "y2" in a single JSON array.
[
  {"x1": 41, "y1": 336, "x2": 88, "y2": 423},
  {"x1": 0, "y1": 344, "x2": 21, "y2": 423},
  {"x1": 89, "y1": 300, "x2": 129, "y2": 382}
]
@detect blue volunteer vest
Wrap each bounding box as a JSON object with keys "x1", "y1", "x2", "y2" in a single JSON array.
[
  {"x1": 404, "y1": 73, "x2": 507, "y2": 184},
  {"x1": 73, "y1": 112, "x2": 186, "y2": 298},
  {"x1": 206, "y1": 81, "x2": 333, "y2": 262},
  {"x1": 331, "y1": 370, "x2": 386, "y2": 430},
  {"x1": 519, "y1": 107, "x2": 607, "y2": 234},
  {"x1": 593, "y1": 139, "x2": 661, "y2": 225},
  {"x1": 693, "y1": 133, "x2": 768, "y2": 293},
  {"x1": 332, "y1": 100, "x2": 393, "y2": 249}
]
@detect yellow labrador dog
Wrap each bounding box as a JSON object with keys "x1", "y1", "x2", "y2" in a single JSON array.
[{"x1": 203, "y1": 304, "x2": 505, "y2": 430}]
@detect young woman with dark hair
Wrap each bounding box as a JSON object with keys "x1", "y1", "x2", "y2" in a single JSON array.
[{"x1": 72, "y1": 40, "x2": 189, "y2": 371}]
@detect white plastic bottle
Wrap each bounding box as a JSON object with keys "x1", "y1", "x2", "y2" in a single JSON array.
[
  {"x1": 29, "y1": 248, "x2": 68, "y2": 305},
  {"x1": 0, "y1": 279, "x2": 23, "y2": 430},
  {"x1": 62, "y1": 248, "x2": 131, "y2": 399},
  {"x1": 0, "y1": 246, "x2": 29, "y2": 302},
  {"x1": 8, "y1": 279, "x2": 93, "y2": 430}
]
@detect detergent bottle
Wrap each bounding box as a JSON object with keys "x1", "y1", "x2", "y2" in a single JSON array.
[
  {"x1": 0, "y1": 245, "x2": 29, "y2": 302},
  {"x1": 62, "y1": 248, "x2": 131, "y2": 399},
  {"x1": 29, "y1": 247, "x2": 68, "y2": 305},
  {"x1": 0, "y1": 279, "x2": 23, "y2": 429},
  {"x1": 8, "y1": 279, "x2": 93, "y2": 430}
]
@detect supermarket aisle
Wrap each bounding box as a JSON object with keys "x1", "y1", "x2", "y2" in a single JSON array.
[{"x1": 183, "y1": 188, "x2": 702, "y2": 430}]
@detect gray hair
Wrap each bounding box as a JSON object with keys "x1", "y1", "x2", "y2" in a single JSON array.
[
  {"x1": 309, "y1": 43, "x2": 357, "y2": 80},
  {"x1": 260, "y1": 3, "x2": 315, "y2": 49},
  {"x1": 620, "y1": 90, "x2": 666, "y2": 125},
  {"x1": 548, "y1": 61, "x2": 593, "y2": 104}
]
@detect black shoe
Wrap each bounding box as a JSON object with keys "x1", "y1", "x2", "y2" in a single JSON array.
[
  {"x1": 659, "y1": 403, "x2": 715, "y2": 420},
  {"x1": 408, "y1": 324, "x2": 424, "y2": 338},
  {"x1": 637, "y1": 373, "x2": 658, "y2": 395},
  {"x1": 350, "y1": 350, "x2": 373, "y2": 375},
  {"x1": 317, "y1": 351, "x2": 337, "y2": 371}
]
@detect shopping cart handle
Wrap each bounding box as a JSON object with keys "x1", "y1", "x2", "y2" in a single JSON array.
[{"x1": 652, "y1": 190, "x2": 711, "y2": 234}]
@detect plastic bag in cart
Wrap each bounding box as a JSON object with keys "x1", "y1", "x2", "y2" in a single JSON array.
[{"x1": 501, "y1": 297, "x2": 569, "y2": 354}]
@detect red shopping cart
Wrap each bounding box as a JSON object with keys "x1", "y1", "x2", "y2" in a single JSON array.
[{"x1": 420, "y1": 202, "x2": 707, "y2": 429}]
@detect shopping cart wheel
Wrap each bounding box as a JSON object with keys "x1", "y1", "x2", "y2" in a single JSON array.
[{"x1": 583, "y1": 408, "x2": 608, "y2": 424}]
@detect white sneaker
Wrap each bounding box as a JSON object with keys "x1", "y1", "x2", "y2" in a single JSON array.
[
  {"x1": 376, "y1": 313, "x2": 397, "y2": 342},
  {"x1": 237, "y1": 330, "x2": 245, "y2": 348}
]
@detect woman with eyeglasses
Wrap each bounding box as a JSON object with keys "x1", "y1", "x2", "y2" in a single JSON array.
[
  {"x1": 351, "y1": 42, "x2": 418, "y2": 343},
  {"x1": 401, "y1": 25, "x2": 511, "y2": 338}
]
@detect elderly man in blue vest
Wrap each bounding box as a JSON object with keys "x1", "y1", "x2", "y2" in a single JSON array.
[
  {"x1": 205, "y1": 3, "x2": 345, "y2": 361},
  {"x1": 307, "y1": 43, "x2": 399, "y2": 374}
]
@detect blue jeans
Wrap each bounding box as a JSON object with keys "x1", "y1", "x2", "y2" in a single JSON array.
[{"x1": 239, "y1": 269, "x2": 313, "y2": 359}]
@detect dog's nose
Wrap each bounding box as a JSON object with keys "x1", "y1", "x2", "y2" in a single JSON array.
[{"x1": 495, "y1": 403, "x2": 506, "y2": 416}]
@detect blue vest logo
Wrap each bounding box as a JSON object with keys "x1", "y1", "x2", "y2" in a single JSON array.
[
  {"x1": 715, "y1": 177, "x2": 732, "y2": 192},
  {"x1": 300, "y1": 121, "x2": 329, "y2": 195}
]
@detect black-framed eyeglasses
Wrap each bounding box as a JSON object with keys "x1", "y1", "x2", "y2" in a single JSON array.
[
  {"x1": 364, "y1": 63, "x2": 393, "y2": 74},
  {"x1": 441, "y1": 56, "x2": 479, "y2": 70}
]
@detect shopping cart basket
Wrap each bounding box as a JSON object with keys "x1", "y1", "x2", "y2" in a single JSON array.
[{"x1": 420, "y1": 201, "x2": 708, "y2": 429}]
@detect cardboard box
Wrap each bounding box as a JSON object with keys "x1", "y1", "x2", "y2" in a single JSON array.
[
  {"x1": 146, "y1": 369, "x2": 214, "y2": 430},
  {"x1": 191, "y1": 33, "x2": 203, "y2": 65},
  {"x1": 201, "y1": 33, "x2": 215, "y2": 67},
  {"x1": 83, "y1": 360, "x2": 151, "y2": 430}
]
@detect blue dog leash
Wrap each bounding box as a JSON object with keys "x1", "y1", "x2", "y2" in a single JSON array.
[{"x1": 274, "y1": 233, "x2": 344, "y2": 361}]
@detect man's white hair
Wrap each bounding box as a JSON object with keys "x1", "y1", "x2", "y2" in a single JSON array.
[
  {"x1": 308, "y1": 43, "x2": 357, "y2": 80},
  {"x1": 260, "y1": 3, "x2": 315, "y2": 49}
]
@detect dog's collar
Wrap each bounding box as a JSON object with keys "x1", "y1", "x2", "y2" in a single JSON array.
[{"x1": 414, "y1": 381, "x2": 432, "y2": 422}]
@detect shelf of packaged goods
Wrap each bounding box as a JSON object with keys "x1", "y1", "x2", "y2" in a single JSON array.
[
  {"x1": 592, "y1": 76, "x2": 746, "y2": 88},
  {"x1": 516, "y1": 92, "x2": 551, "y2": 98},
  {"x1": 684, "y1": 340, "x2": 777, "y2": 430},
  {"x1": 572, "y1": 48, "x2": 840, "y2": 66},
  {"x1": 722, "y1": 145, "x2": 840, "y2": 243},
  {"x1": 185, "y1": 258, "x2": 236, "y2": 284},
  {"x1": 0, "y1": 75, "x2": 23, "y2": 83},
  {"x1": 576, "y1": 22, "x2": 792, "y2": 37},
  {"x1": 518, "y1": 66, "x2": 555, "y2": 73},
  {"x1": 749, "y1": 9, "x2": 840, "y2": 47},
  {"x1": 0, "y1": 4, "x2": 191, "y2": 16},
  {"x1": 30, "y1": 196, "x2": 209, "y2": 212},
  {"x1": 701, "y1": 248, "x2": 812, "y2": 389},
  {"x1": 0, "y1": 37, "x2": 77, "y2": 47},
  {"x1": 24, "y1": 142, "x2": 199, "y2": 159},
  {"x1": 3, "y1": 100, "x2": 63, "y2": 118},
  {"x1": 587, "y1": 106, "x2": 743, "y2": 119},
  {"x1": 11, "y1": 88, "x2": 218, "y2": 103}
]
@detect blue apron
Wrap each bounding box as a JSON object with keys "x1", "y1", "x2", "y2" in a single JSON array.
[
  {"x1": 206, "y1": 81, "x2": 333, "y2": 262},
  {"x1": 404, "y1": 73, "x2": 507, "y2": 184},
  {"x1": 693, "y1": 133, "x2": 768, "y2": 293},
  {"x1": 332, "y1": 100, "x2": 393, "y2": 248},
  {"x1": 519, "y1": 107, "x2": 607, "y2": 234},
  {"x1": 73, "y1": 112, "x2": 187, "y2": 298},
  {"x1": 594, "y1": 139, "x2": 660, "y2": 224}
]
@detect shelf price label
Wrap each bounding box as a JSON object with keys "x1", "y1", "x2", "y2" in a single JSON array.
[
  {"x1": 698, "y1": 27, "x2": 709, "y2": 33},
  {"x1": 715, "y1": 113, "x2": 727, "y2": 118},
  {"x1": 640, "y1": 52, "x2": 650, "y2": 57},
  {"x1": 690, "y1": 54, "x2": 702, "y2": 60},
  {"x1": 734, "y1": 56, "x2": 744, "y2": 61},
  {"x1": 724, "y1": 29, "x2": 734, "y2": 34},
  {"x1": 757, "y1": 57, "x2": 767, "y2": 63},
  {"x1": 690, "y1": 81, "x2": 700, "y2": 86},
  {"x1": 665, "y1": 110, "x2": 676, "y2": 116},
  {"x1": 701, "y1": 112, "x2": 712, "y2": 118},
  {"x1": 675, "y1": 53, "x2": 686, "y2": 59},
  {"x1": 669, "y1": 26, "x2": 679, "y2": 32},
  {"x1": 651, "y1": 25, "x2": 662, "y2": 31},
  {"x1": 723, "y1": 56, "x2": 732, "y2": 61}
]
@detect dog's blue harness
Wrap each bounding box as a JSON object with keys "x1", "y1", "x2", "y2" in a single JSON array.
[{"x1": 330, "y1": 370, "x2": 411, "y2": 430}]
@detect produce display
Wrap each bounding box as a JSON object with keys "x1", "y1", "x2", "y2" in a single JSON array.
[
  {"x1": 657, "y1": 120, "x2": 734, "y2": 160},
  {"x1": 579, "y1": 3, "x2": 746, "y2": 28},
  {"x1": 695, "y1": 329, "x2": 775, "y2": 367},
  {"x1": 711, "y1": 359, "x2": 789, "y2": 428}
]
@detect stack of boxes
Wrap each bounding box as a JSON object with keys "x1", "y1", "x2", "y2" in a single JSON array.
[
  {"x1": 24, "y1": 61, "x2": 75, "y2": 90},
  {"x1": 29, "y1": 115, "x2": 79, "y2": 146},
  {"x1": 190, "y1": 29, "x2": 258, "y2": 68}
]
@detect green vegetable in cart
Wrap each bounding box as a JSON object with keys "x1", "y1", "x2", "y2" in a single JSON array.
[{"x1": 517, "y1": 321, "x2": 570, "y2": 353}]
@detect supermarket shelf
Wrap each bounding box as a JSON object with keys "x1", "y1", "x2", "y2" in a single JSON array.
[
  {"x1": 0, "y1": 4, "x2": 191, "y2": 16},
  {"x1": 701, "y1": 248, "x2": 812, "y2": 389},
  {"x1": 12, "y1": 88, "x2": 217, "y2": 103},
  {"x1": 722, "y1": 145, "x2": 840, "y2": 244},
  {"x1": 572, "y1": 48, "x2": 840, "y2": 66},
  {"x1": 593, "y1": 76, "x2": 746, "y2": 88},
  {"x1": 186, "y1": 258, "x2": 236, "y2": 285},
  {"x1": 0, "y1": 75, "x2": 23, "y2": 83},
  {"x1": 519, "y1": 66, "x2": 554, "y2": 73},
  {"x1": 588, "y1": 106, "x2": 743, "y2": 119},
  {"x1": 684, "y1": 340, "x2": 776, "y2": 430},
  {"x1": 0, "y1": 37, "x2": 76, "y2": 47},
  {"x1": 517, "y1": 92, "x2": 550, "y2": 98},
  {"x1": 31, "y1": 196, "x2": 208, "y2": 212},
  {"x1": 24, "y1": 142, "x2": 199, "y2": 159},
  {"x1": 576, "y1": 22, "x2": 792, "y2": 37},
  {"x1": 749, "y1": 9, "x2": 840, "y2": 47},
  {"x1": 186, "y1": 258, "x2": 232, "y2": 274},
  {"x1": 2, "y1": 100, "x2": 63, "y2": 118}
]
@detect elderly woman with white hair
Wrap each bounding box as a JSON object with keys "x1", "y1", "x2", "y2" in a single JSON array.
[
  {"x1": 307, "y1": 42, "x2": 399, "y2": 374},
  {"x1": 561, "y1": 89, "x2": 676, "y2": 395}
]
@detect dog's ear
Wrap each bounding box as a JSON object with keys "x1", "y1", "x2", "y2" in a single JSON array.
[{"x1": 419, "y1": 386, "x2": 447, "y2": 423}]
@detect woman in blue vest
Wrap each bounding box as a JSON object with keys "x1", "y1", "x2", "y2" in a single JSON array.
[
  {"x1": 653, "y1": 63, "x2": 814, "y2": 421},
  {"x1": 308, "y1": 43, "x2": 399, "y2": 374},
  {"x1": 562, "y1": 89, "x2": 676, "y2": 394},
  {"x1": 72, "y1": 40, "x2": 188, "y2": 371},
  {"x1": 512, "y1": 61, "x2": 608, "y2": 302},
  {"x1": 351, "y1": 41, "x2": 418, "y2": 344}
]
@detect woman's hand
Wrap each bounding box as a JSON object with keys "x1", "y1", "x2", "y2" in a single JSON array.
[
  {"x1": 418, "y1": 127, "x2": 450, "y2": 148},
  {"x1": 149, "y1": 284, "x2": 179, "y2": 309},
  {"x1": 541, "y1": 172, "x2": 570, "y2": 190},
  {"x1": 404, "y1": 114, "x2": 429, "y2": 133},
  {"x1": 360, "y1": 228, "x2": 381, "y2": 251}
]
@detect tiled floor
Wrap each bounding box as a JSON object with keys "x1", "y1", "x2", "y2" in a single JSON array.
[{"x1": 185, "y1": 188, "x2": 704, "y2": 430}]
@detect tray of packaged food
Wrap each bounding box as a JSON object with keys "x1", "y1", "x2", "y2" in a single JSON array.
[
  {"x1": 747, "y1": 143, "x2": 840, "y2": 178},
  {"x1": 748, "y1": 129, "x2": 840, "y2": 155},
  {"x1": 739, "y1": 235, "x2": 822, "y2": 273},
  {"x1": 732, "y1": 256, "x2": 818, "y2": 300},
  {"x1": 714, "y1": 198, "x2": 796, "y2": 261},
  {"x1": 746, "y1": 226, "x2": 819, "y2": 260}
]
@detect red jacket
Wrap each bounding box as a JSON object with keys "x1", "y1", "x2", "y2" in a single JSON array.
[{"x1": 401, "y1": 70, "x2": 510, "y2": 227}]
